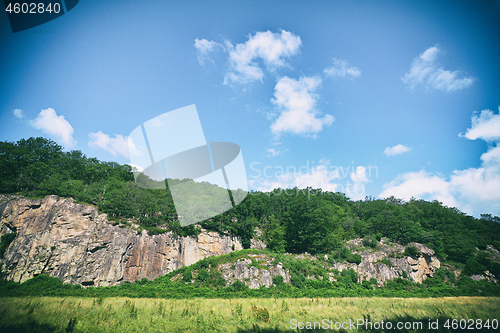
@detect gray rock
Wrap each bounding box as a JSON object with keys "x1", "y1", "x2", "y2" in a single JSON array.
[{"x1": 0, "y1": 195, "x2": 245, "y2": 286}]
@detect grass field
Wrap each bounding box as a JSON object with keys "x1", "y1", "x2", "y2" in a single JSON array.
[{"x1": 0, "y1": 297, "x2": 499, "y2": 332}]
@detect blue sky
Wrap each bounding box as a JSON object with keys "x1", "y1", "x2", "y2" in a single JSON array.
[{"x1": 1, "y1": 0, "x2": 500, "y2": 216}]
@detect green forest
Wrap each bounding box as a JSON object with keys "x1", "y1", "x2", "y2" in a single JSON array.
[{"x1": 1, "y1": 136, "x2": 500, "y2": 295}]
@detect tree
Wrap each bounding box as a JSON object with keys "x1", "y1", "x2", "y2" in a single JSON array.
[{"x1": 266, "y1": 215, "x2": 286, "y2": 253}]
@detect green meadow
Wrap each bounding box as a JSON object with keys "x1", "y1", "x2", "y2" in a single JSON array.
[{"x1": 1, "y1": 297, "x2": 499, "y2": 332}]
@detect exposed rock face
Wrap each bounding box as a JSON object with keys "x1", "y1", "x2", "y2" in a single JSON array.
[
  {"x1": 250, "y1": 229, "x2": 267, "y2": 250},
  {"x1": 470, "y1": 271, "x2": 498, "y2": 283},
  {"x1": 219, "y1": 254, "x2": 290, "y2": 289},
  {"x1": 0, "y1": 195, "x2": 444, "y2": 288},
  {"x1": 343, "y1": 239, "x2": 441, "y2": 284},
  {"x1": 0, "y1": 195, "x2": 242, "y2": 286}
]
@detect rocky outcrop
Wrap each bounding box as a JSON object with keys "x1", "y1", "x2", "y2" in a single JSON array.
[
  {"x1": 250, "y1": 229, "x2": 267, "y2": 250},
  {"x1": 0, "y1": 195, "x2": 242, "y2": 286},
  {"x1": 219, "y1": 253, "x2": 290, "y2": 289},
  {"x1": 0, "y1": 195, "x2": 446, "y2": 288},
  {"x1": 341, "y1": 239, "x2": 440, "y2": 284},
  {"x1": 471, "y1": 271, "x2": 498, "y2": 283}
]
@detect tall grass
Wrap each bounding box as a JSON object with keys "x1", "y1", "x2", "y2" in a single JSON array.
[{"x1": 1, "y1": 297, "x2": 499, "y2": 332}]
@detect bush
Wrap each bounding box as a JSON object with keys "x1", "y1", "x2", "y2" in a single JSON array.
[
  {"x1": 376, "y1": 258, "x2": 392, "y2": 266},
  {"x1": 196, "y1": 268, "x2": 209, "y2": 283},
  {"x1": 340, "y1": 269, "x2": 358, "y2": 284},
  {"x1": 346, "y1": 253, "x2": 362, "y2": 264},
  {"x1": 272, "y1": 275, "x2": 284, "y2": 286},
  {"x1": 251, "y1": 305, "x2": 270, "y2": 322},
  {"x1": 362, "y1": 235, "x2": 378, "y2": 248},
  {"x1": 404, "y1": 245, "x2": 421, "y2": 257},
  {"x1": 208, "y1": 271, "x2": 226, "y2": 287},
  {"x1": 462, "y1": 252, "x2": 491, "y2": 276},
  {"x1": 182, "y1": 269, "x2": 192, "y2": 283},
  {"x1": 290, "y1": 275, "x2": 306, "y2": 289},
  {"x1": 230, "y1": 280, "x2": 247, "y2": 291}
]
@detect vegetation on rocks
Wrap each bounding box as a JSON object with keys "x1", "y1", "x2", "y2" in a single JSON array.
[
  {"x1": 2, "y1": 138, "x2": 500, "y2": 263},
  {"x1": 1, "y1": 248, "x2": 500, "y2": 299},
  {"x1": 1, "y1": 137, "x2": 500, "y2": 297}
]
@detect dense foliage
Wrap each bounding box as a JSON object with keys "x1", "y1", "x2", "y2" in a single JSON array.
[{"x1": 1, "y1": 137, "x2": 500, "y2": 270}]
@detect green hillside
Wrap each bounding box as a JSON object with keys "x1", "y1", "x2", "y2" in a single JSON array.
[{"x1": 1, "y1": 137, "x2": 500, "y2": 283}]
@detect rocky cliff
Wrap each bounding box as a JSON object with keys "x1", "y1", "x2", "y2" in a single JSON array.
[
  {"x1": 0, "y1": 195, "x2": 242, "y2": 286},
  {"x1": 0, "y1": 194, "x2": 443, "y2": 288}
]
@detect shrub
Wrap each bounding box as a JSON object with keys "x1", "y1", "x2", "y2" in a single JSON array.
[
  {"x1": 404, "y1": 245, "x2": 421, "y2": 257},
  {"x1": 251, "y1": 305, "x2": 270, "y2": 322},
  {"x1": 230, "y1": 280, "x2": 247, "y2": 291},
  {"x1": 291, "y1": 275, "x2": 306, "y2": 289},
  {"x1": 362, "y1": 235, "x2": 378, "y2": 248},
  {"x1": 208, "y1": 271, "x2": 226, "y2": 287},
  {"x1": 340, "y1": 269, "x2": 358, "y2": 284},
  {"x1": 376, "y1": 258, "x2": 392, "y2": 266},
  {"x1": 182, "y1": 269, "x2": 192, "y2": 283},
  {"x1": 196, "y1": 268, "x2": 209, "y2": 283},
  {"x1": 346, "y1": 253, "x2": 362, "y2": 264},
  {"x1": 308, "y1": 279, "x2": 332, "y2": 289},
  {"x1": 272, "y1": 275, "x2": 284, "y2": 286}
]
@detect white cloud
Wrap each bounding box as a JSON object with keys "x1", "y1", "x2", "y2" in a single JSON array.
[
  {"x1": 346, "y1": 166, "x2": 371, "y2": 200},
  {"x1": 324, "y1": 58, "x2": 361, "y2": 79},
  {"x1": 88, "y1": 131, "x2": 136, "y2": 158},
  {"x1": 384, "y1": 144, "x2": 412, "y2": 156},
  {"x1": 402, "y1": 45, "x2": 474, "y2": 92},
  {"x1": 30, "y1": 108, "x2": 76, "y2": 149},
  {"x1": 127, "y1": 163, "x2": 145, "y2": 173},
  {"x1": 380, "y1": 108, "x2": 500, "y2": 216},
  {"x1": 350, "y1": 166, "x2": 370, "y2": 184},
  {"x1": 266, "y1": 148, "x2": 281, "y2": 157},
  {"x1": 270, "y1": 76, "x2": 334, "y2": 136},
  {"x1": 13, "y1": 109, "x2": 24, "y2": 119},
  {"x1": 380, "y1": 170, "x2": 459, "y2": 208},
  {"x1": 460, "y1": 108, "x2": 500, "y2": 142},
  {"x1": 223, "y1": 30, "x2": 301, "y2": 84},
  {"x1": 194, "y1": 38, "x2": 224, "y2": 65}
]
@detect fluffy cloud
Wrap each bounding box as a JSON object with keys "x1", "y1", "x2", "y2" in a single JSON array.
[
  {"x1": 324, "y1": 58, "x2": 361, "y2": 79},
  {"x1": 88, "y1": 131, "x2": 136, "y2": 158},
  {"x1": 194, "y1": 38, "x2": 224, "y2": 65},
  {"x1": 13, "y1": 109, "x2": 24, "y2": 119},
  {"x1": 384, "y1": 144, "x2": 412, "y2": 156},
  {"x1": 380, "y1": 108, "x2": 500, "y2": 216},
  {"x1": 271, "y1": 76, "x2": 334, "y2": 136},
  {"x1": 460, "y1": 108, "x2": 500, "y2": 142},
  {"x1": 380, "y1": 170, "x2": 459, "y2": 208},
  {"x1": 30, "y1": 108, "x2": 76, "y2": 149},
  {"x1": 402, "y1": 46, "x2": 474, "y2": 92},
  {"x1": 346, "y1": 166, "x2": 371, "y2": 200},
  {"x1": 223, "y1": 30, "x2": 301, "y2": 84}
]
